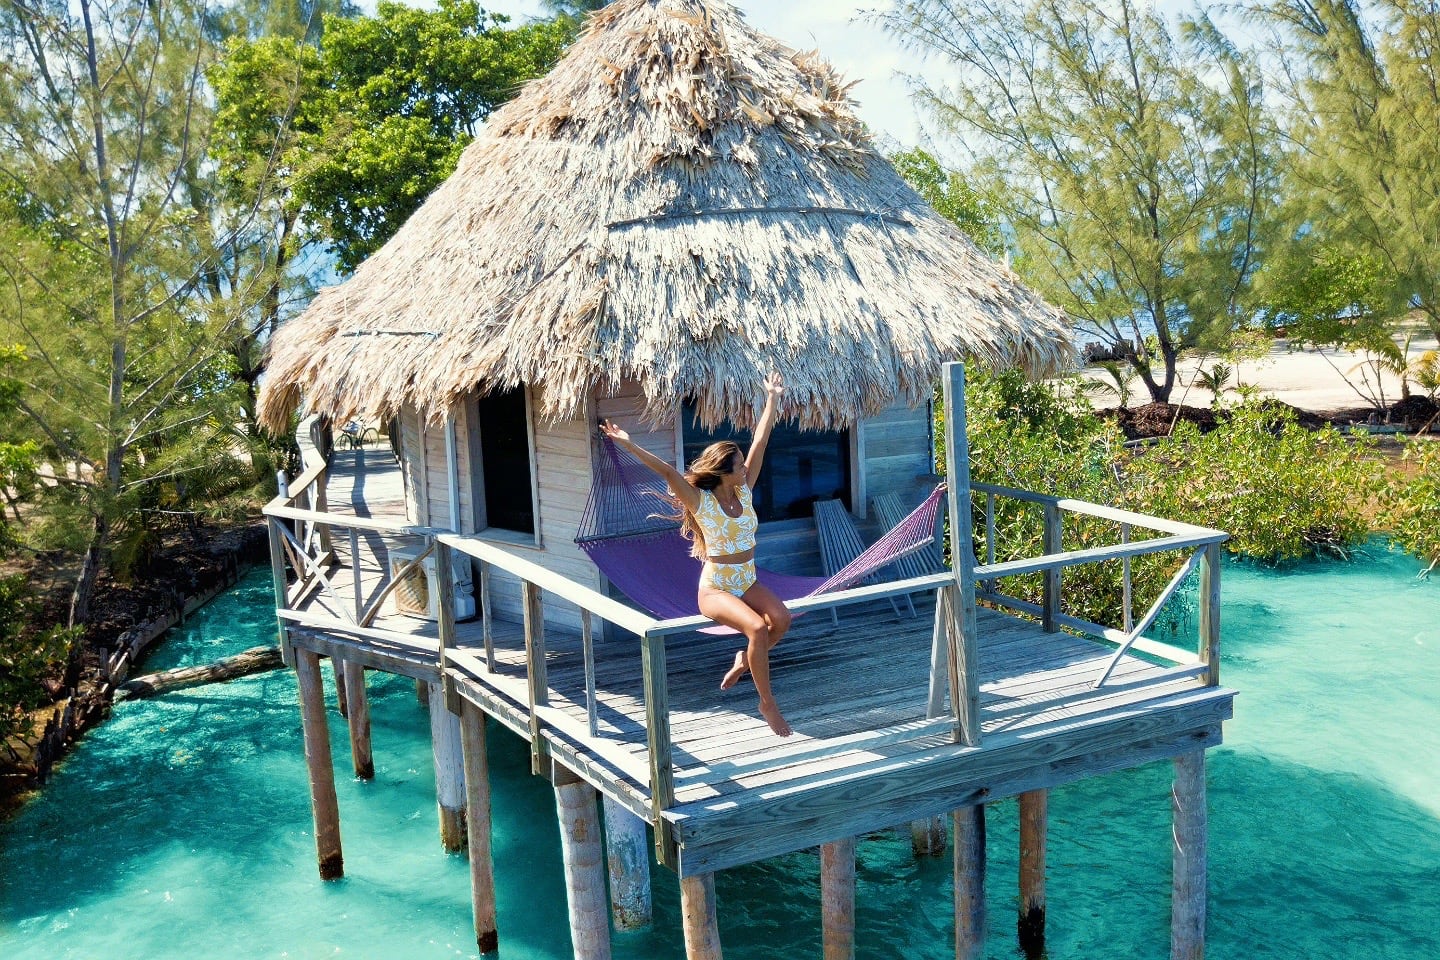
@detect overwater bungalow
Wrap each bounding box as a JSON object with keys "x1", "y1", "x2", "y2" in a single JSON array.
[{"x1": 256, "y1": 2, "x2": 1233, "y2": 958}]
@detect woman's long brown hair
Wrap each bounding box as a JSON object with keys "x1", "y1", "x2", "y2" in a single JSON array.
[{"x1": 671, "y1": 440, "x2": 743, "y2": 559}]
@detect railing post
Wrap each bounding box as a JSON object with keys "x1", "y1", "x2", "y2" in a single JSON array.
[
  {"x1": 349, "y1": 527, "x2": 363, "y2": 623},
  {"x1": 480, "y1": 561, "x2": 495, "y2": 672},
  {"x1": 984, "y1": 492, "x2": 996, "y2": 594},
  {"x1": 1198, "y1": 542, "x2": 1222, "y2": 686},
  {"x1": 314, "y1": 467, "x2": 332, "y2": 554},
  {"x1": 437, "y1": 539, "x2": 458, "y2": 710},
  {"x1": 522, "y1": 581, "x2": 549, "y2": 774},
  {"x1": 1121, "y1": 522, "x2": 1133, "y2": 632},
  {"x1": 942, "y1": 363, "x2": 982, "y2": 747},
  {"x1": 640, "y1": 629, "x2": 677, "y2": 868},
  {"x1": 582, "y1": 610, "x2": 598, "y2": 738},
  {"x1": 268, "y1": 516, "x2": 293, "y2": 666},
  {"x1": 1042, "y1": 503, "x2": 1062, "y2": 632}
]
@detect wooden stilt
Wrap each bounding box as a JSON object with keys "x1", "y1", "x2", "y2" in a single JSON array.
[
  {"x1": 428, "y1": 681, "x2": 466, "y2": 851},
  {"x1": 821, "y1": 837, "x2": 857, "y2": 960},
  {"x1": 680, "y1": 873, "x2": 723, "y2": 960},
  {"x1": 1018, "y1": 789, "x2": 1047, "y2": 959},
  {"x1": 342, "y1": 660, "x2": 373, "y2": 780},
  {"x1": 294, "y1": 648, "x2": 343, "y2": 879},
  {"x1": 911, "y1": 600, "x2": 949, "y2": 856},
  {"x1": 332, "y1": 654, "x2": 349, "y2": 718},
  {"x1": 911, "y1": 816, "x2": 946, "y2": 857},
  {"x1": 416, "y1": 677, "x2": 429, "y2": 705},
  {"x1": 555, "y1": 771, "x2": 611, "y2": 960},
  {"x1": 1171, "y1": 750, "x2": 1207, "y2": 960},
  {"x1": 602, "y1": 795, "x2": 652, "y2": 930},
  {"x1": 459, "y1": 702, "x2": 498, "y2": 955},
  {"x1": 954, "y1": 803, "x2": 986, "y2": 960}
]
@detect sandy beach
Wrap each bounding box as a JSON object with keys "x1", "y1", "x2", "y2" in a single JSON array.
[{"x1": 1082, "y1": 327, "x2": 1440, "y2": 414}]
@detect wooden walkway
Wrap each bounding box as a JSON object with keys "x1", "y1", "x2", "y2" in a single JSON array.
[{"x1": 279, "y1": 443, "x2": 1235, "y2": 877}]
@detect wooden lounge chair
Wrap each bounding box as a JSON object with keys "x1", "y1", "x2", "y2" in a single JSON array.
[{"x1": 812, "y1": 498, "x2": 905, "y2": 621}]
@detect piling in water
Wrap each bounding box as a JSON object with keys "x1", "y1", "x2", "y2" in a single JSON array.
[
  {"x1": 954, "y1": 803, "x2": 986, "y2": 960},
  {"x1": 555, "y1": 769, "x2": 611, "y2": 960},
  {"x1": 603, "y1": 796, "x2": 652, "y2": 930},
  {"x1": 428, "y1": 681, "x2": 466, "y2": 851},
  {"x1": 821, "y1": 837, "x2": 857, "y2": 960},
  {"x1": 460, "y1": 701, "x2": 498, "y2": 954},
  {"x1": 1018, "y1": 789, "x2": 1047, "y2": 958},
  {"x1": 295, "y1": 648, "x2": 343, "y2": 879}
]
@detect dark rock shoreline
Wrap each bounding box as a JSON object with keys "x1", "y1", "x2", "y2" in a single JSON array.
[{"x1": 1, "y1": 521, "x2": 270, "y2": 817}]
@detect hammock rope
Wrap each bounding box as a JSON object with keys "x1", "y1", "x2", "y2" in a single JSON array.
[{"x1": 576, "y1": 437, "x2": 947, "y2": 630}]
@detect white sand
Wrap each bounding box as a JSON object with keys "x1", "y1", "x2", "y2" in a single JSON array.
[{"x1": 1081, "y1": 328, "x2": 1439, "y2": 413}]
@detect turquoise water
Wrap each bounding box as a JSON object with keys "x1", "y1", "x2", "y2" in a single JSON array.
[{"x1": 2, "y1": 549, "x2": 1438, "y2": 959}]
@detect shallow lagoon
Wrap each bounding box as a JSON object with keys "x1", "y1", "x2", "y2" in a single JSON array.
[{"x1": 2, "y1": 546, "x2": 1438, "y2": 959}]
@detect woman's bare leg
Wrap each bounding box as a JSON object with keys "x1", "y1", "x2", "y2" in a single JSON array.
[
  {"x1": 718, "y1": 583, "x2": 792, "y2": 689},
  {"x1": 699, "y1": 589, "x2": 792, "y2": 737}
]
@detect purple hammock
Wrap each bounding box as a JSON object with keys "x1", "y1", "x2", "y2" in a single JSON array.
[{"x1": 575, "y1": 437, "x2": 947, "y2": 634}]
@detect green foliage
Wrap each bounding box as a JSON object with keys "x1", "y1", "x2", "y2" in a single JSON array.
[
  {"x1": 0, "y1": 0, "x2": 276, "y2": 622},
  {"x1": 212, "y1": 0, "x2": 579, "y2": 272},
  {"x1": 1258, "y1": 0, "x2": 1440, "y2": 342},
  {"x1": 1378, "y1": 441, "x2": 1440, "y2": 576},
  {"x1": 946, "y1": 370, "x2": 1400, "y2": 635},
  {"x1": 0, "y1": 576, "x2": 79, "y2": 754},
  {"x1": 1195, "y1": 362, "x2": 1233, "y2": 407},
  {"x1": 890, "y1": 148, "x2": 1003, "y2": 254},
  {"x1": 1088, "y1": 362, "x2": 1138, "y2": 410},
  {"x1": 958, "y1": 369, "x2": 1175, "y2": 630},
  {"x1": 1125, "y1": 404, "x2": 1380, "y2": 561},
  {"x1": 879, "y1": 0, "x2": 1279, "y2": 403}
]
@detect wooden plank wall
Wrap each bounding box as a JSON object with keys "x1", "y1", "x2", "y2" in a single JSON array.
[
  {"x1": 417, "y1": 406, "x2": 475, "y2": 533},
  {"x1": 390, "y1": 391, "x2": 933, "y2": 627},
  {"x1": 860, "y1": 400, "x2": 934, "y2": 512}
]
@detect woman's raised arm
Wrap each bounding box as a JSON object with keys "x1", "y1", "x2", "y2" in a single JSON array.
[
  {"x1": 745, "y1": 372, "x2": 784, "y2": 486},
  {"x1": 600, "y1": 420, "x2": 701, "y2": 512}
]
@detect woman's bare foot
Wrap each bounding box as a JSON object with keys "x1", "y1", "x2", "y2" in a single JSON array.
[
  {"x1": 720, "y1": 650, "x2": 749, "y2": 690},
  {"x1": 758, "y1": 697, "x2": 792, "y2": 737}
]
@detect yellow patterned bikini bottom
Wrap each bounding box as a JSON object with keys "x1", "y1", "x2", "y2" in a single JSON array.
[{"x1": 699, "y1": 559, "x2": 757, "y2": 597}]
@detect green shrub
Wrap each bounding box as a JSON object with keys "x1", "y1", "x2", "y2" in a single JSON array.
[
  {"x1": 948, "y1": 371, "x2": 1393, "y2": 635},
  {"x1": 0, "y1": 575, "x2": 79, "y2": 757},
  {"x1": 1377, "y1": 440, "x2": 1440, "y2": 575},
  {"x1": 1123, "y1": 404, "x2": 1381, "y2": 561}
]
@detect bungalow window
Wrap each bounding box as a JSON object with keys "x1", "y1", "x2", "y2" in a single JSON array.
[
  {"x1": 475, "y1": 386, "x2": 536, "y2": 536},
  {"x1": 681, "y1": 400, "x2": 851, "y2": 522}
]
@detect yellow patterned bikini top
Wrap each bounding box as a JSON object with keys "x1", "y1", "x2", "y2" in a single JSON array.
[{"x1": 696, "y1": 484, "x2": 758, "y2": 557}]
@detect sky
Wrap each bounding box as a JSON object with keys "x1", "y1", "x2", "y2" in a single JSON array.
[{"x1": 481, "y1": 1, "x2": 944, "y2": 148}]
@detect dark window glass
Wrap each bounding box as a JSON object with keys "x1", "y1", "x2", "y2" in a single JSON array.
[
  {"x1": 682, "y1": 401, "x2": 850, "y2": 522},
  {"x1": 478, "y1": 387, "x2": 534, "y2": 534}
]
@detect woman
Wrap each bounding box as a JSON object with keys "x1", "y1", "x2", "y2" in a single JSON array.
[{"x1": 600, "y1": 372, "x2": 794, "y2": 737}]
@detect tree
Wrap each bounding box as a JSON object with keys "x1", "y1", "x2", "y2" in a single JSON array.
[
  {"x1": 0, "y1": 0, "x2": 269, "y2": 624},
  {"x1": 1258, "y1": 241, "x2": 1409, "y2": 410},
  {"x1": 891, "y1": 148, "x2": 1003, "y2": 254},
  {"x1": 539, "y1": 0, "x2": 609, "y2": 15},
  {"x1": 1257, "y1": 0, "x2": 1440, "y2": 341},
  {"x1": 878, "y1": 0, "x2": 1278, "y2": 402},
  {"x1": 212, "y1": 0, "x2": 579, "y2": 274}
]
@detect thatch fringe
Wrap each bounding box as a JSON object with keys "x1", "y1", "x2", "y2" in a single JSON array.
[{"x1": 258, "y1": 0, "x2": 1073, "y2": 433}]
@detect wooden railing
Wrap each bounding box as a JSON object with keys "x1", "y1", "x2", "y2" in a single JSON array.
[
  {"x1": 971, "y1": 482, "x2": 1227, "y2": 689},
  {"x1": 264, "y1": 415, "x2": 1226, "y2": 866},
  {"x1": 264, "y1": 456, "x2": 971, "y2": 867}
]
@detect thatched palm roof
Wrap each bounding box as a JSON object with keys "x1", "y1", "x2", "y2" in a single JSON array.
[{"x1": 258, "y1": 0, "x2": 1073, "y2": 432}]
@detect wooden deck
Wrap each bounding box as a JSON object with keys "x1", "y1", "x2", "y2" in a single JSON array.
[{"x1": 276, "y1": 442, "x2": 1235, "y2": 877}]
